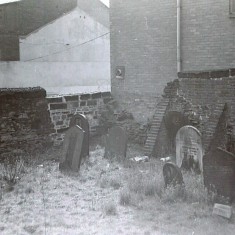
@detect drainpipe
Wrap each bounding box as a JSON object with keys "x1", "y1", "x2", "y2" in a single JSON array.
[{"x1": 177, "y1": 0, "x2": 181, "y2": 73}]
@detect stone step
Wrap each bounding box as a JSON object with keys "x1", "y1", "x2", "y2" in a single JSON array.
[
  {"x1": 149, "y1": 132, "x2": 159, "y2": 135},
  {"x1": 144, "y1": 98, "x2": 169, "y2": 156},
  {"x1": 150, "y1": 122, "x2": 161, "y2": 126},
  {"x1": 147, "y1": 135, "x2": 158, "y2": 139}
]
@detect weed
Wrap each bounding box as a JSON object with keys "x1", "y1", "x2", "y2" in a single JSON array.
[
  {"x1": 127, "y1": 172, "x2": 144, "y2": 194},
  {"x1": 119, "y1": 190, "x2": 131, "y2": 206},
  {"x1": 183, "y1": 171, "x2": 215, "y2": 204},
  {"x1": 0, "y1": 153, "x2": 25, "y2": 185},
  {"x1": 100, "y1": 176, "x2": 109, "y2": 188},
  {"x1": 109, "y1": 177, "x2": 122, "y2": 189},
  {"x1": 99, "y1": 176, "x2": 122, "y2": 189},
  {"x1": 144, "y1": 179, "x2": 158, "y2": 196},
  {"x1": 25, "y1": 186, "x2": 34, "y2": 194},
  {"x1": 161, "y1": 185, "x2": 186, "y2": 203},
  {"x1": 103, "y1": 202, "x2": 117, "y2": 216}
]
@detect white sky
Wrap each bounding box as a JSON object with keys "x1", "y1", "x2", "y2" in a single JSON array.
[
  {"x1": 0, "y1": 0, "x2": 20, "y2": 4},
  {"x1": 0, "y1": 0, "x2": 109, "y2": 7},
  {"x1": 100, "y1": 0, "x2": 109, "y2": 7}
]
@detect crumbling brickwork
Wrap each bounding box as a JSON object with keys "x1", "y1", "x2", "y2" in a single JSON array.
[{"x1": 152, "y1": 69, "x2": 235, "y2": 158}]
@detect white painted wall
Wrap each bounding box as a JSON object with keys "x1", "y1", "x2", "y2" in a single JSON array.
[
  {"x1": 0, "y1": 6, "x2": 110, "y2": 95},
  {"x1": 19, "y1": 8, "x2": 110, "y2": 63},
  {"x1": 0, "y1": 62, "x2": 110, "y2": 94}
]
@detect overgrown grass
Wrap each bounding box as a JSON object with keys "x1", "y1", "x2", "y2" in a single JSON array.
[
  {"x1": 119, "y1": 159, "x2": 215, "y2": 208},
  {"x1": 183, "y1": 171, "x2": 215, "y2": 204}
]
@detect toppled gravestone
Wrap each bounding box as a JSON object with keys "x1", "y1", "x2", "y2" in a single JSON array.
[
  {"x1": 104, "y1": 126, "x2": 127, "y2": 159},
  {"x1": 176, "y1": 125, "x2": 203, "y2": 172},
  {"x1": 59, "y1": 125, "x2": 85, "y2": 172},
  {"x1": 203, "y1": 147, "x2": 235, "y2": 202},
  {"x1": 70, "y1": 113, "x2": 89, "y2": 158}
]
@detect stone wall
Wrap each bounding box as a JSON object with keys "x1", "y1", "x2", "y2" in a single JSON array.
[
  {"x1": 47, "y1": 92, "x2": 113, "y2": 145},
  {"x1": 0, "y1": 87, "x2": 53, "y2": 158}
]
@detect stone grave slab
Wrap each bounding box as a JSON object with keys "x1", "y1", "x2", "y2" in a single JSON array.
[
  {"x1": 104, "y1": 126, "x2": 127, "y2": 159},
  {"x1": 203, "y1": 147, "x2": 235, "y2": 202},
  {"x1": 70, "y1": 113, "x2": 89, "y2": 158},
  {"x1": 163, "y1": 162, "x2": 184, "y2": 187},
  {"x1": 176, "y1": 125, "x2": 203, "y2": 172},
  {"x1": 212, "y1": 203, "x2": 232, "y2": 219},
  {"x1": 59, "y1": 125, "x2": 85, "y2": 172}
]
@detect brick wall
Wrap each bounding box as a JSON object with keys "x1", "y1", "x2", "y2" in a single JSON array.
[
  {"x1": 181, "y1": 0, "x2": 235, "y2": 71},
  {"x1": 110, "y1": 0, "x2": 235, "y2": 123},
  {"x1": 110, "y1": 0, "x2": 177, "y2": 123},
  {"x1": 47, "y1": 92, "x2": 113, "y2": 145},
  {"x1": 0, "y1": 87, "x2": 53, "y2": 157}
]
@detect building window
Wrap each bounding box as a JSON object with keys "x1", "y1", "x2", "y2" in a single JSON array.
[{"x1": 230, "y1": 0, "x2": 235, "y2": 16}]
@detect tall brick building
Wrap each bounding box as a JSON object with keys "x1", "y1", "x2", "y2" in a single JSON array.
[{"x1": 110, "y1": 0, "x2": 235, "y2": 123}]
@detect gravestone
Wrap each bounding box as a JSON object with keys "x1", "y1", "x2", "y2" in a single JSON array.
[
  {"x1": 104, "y1": 126, "x2": 127, "y2": 159},
  {"x1": 70, "y1": 114, "x2": 89, "y2": 158},
  {"x1": 212, "y1": 203, "x2": 232, "y2": 219},
  {"x1": 176, "y1": 125, "x2": 203, "y2": 172},
  {"x1": 59, "y1": 125, "x2": 85, "y2": 172},
  {"x1": 163, "y1": 162, "x2": 184, "y2": 187},
  {"x1": 203, "y1": 148, "x2": 235, "y2": 202}
]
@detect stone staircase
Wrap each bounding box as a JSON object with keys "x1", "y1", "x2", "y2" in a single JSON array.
[
  {"x1": 230, "y1": 105, "x2": 235, "y2": 137},
  {"x1": 144, "y1": 98, "x2": 169, "y2": 156}
]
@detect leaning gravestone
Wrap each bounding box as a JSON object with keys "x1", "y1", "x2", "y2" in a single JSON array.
[
  {"x1": 163, "y1": 162, "x2": 184, "y2": 187},
  {"x1": 176, "y1": 125, "x2": 203, "y2": 172},
  {"x1": 203, "y1": 147, "x2": 235, "y2": 203},
  {"x1": 104, "y1": 126, "x2": 127, "y2": 159},
  {"x1": 59, "y1": 125, "x2": 85, "y2": 172},
  {"x1": 70, "y1": 114, "x2": 89, "y2": 158}
]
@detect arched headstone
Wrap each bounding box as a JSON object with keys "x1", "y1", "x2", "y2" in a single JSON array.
[
  {"x1": 59, "y1": 125, "x2": 85, "y2": 172},
  {"x1": 163, "y1": 162, "x2": 184, "y2": 187},
  {"x1": 176, "y1": 125, "x2": 203, "y2": 172},
  {"x1": 70, "y1": 114, "x2": 89, "y2": 158},
  {"x1": 104, "y1": 126, "x2": 127, "y2": 159}
]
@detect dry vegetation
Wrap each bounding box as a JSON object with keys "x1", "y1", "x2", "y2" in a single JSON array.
[{"x1": 0, "y1": 139, "x2": 235, "y2": 235}]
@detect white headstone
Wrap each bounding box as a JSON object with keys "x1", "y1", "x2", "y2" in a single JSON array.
[{"x1": 176, "y1": 125, "x2": 203, "y2": 172}]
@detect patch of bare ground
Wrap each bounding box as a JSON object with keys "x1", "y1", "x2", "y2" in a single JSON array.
[{"x1": 0, "y1": 139, "x2": 234, "y2": 234}]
